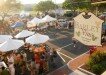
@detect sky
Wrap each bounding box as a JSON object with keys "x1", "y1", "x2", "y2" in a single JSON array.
[{"x1": 20, "y1": 0, "x2": 65, "y2": 4}]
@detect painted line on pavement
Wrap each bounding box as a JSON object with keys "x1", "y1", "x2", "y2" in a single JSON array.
[
  {"x1": 57, "y1": 51, "x2": 66, "y2": 62},
  {"x1": 57, "y1": 43, "x2": 72, "y2": 51},
  {"x1": 67, "y1": 51, "x2": 89, "y2": 70},
  {"x1": 49, "y1": 36, "x2": 67, "y2": 41},
  {"x1": 58, "y1": 51, "x2": 73, "y2": 60}
]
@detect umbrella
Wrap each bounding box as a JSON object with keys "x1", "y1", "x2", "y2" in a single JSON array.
[
  {"x1": 26, "y1": 33, "x2": 50, "y2": 44},
  {"x1": 15, "y1": 30, "x2": 35, "y2": 38},
  {"x1": 0, "y1": 35, "x2": 13, "y2": 43},
  {"x1": 11, "y1": 22, "x2": 24, "y2": 28},
  {"x1": 27, "y1": 17, "x2": 43, "y2": 27},
  {"x1": 31, "y1": 17, "x2": 43, "y2": 24},
  {"x1": 0, "y1": 39, "x2": 24, "y2": 52},
  {"x1": 42, "y1": 15, "x2": 57, "y2": 22}
]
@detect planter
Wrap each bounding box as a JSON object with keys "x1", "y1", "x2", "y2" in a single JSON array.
[{"x1": 78, "y1": 64, "x2": 96, "y2": 75}]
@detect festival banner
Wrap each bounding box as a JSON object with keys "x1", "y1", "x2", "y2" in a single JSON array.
[{"x1": 74, "y1": 12, "x2": 104, "y2": 46}]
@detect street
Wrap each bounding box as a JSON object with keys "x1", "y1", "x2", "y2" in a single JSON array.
[{"x1": 45, "y1": 28, "x2": 89, "y2": 64}]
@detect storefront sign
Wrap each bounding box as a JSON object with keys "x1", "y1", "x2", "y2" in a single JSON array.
[{"x1": 74, "y1": 12, "x2": 103, "y2": 46}]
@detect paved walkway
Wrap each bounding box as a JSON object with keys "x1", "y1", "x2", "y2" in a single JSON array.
[
  {"x1": 97, "y1": 43, "x2": 106, "y2": 51},
  {"x1": 67, "y1": 52, "x2": 90, "y2": 71},
  {"x1": 68, "y1": 43, "x2": 106, "y2": 71},
  {"x1": 47, "y1": 65, "x2": 74, "y2": 75}
]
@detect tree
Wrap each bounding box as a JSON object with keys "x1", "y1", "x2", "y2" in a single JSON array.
[
  {"x1": 0, "y1": 0, "x2": 21, "y2": 34},
  {"x1": 62, "y1": 0, "x2": 91, "y2": 11},
  {"x1": 33, "y1": 1, "x2": 58, "y2": 12},
  {"x1": 91, "y1": 3, "x2": 106, "y2": 14},
  {"x1": 62, "y1": 0, "x2": 72, "y2": 9}
]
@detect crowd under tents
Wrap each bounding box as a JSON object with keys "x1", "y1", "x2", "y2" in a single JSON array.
[
  {"x1": 0, "y1": 30, "x2": 50, "y2": 52},
  {"x1": 0, "y1": 28, "x2": 57, "y2": 75},
  {"x1": 27, "y1": 15, "x2": 57, "y2": 28}
]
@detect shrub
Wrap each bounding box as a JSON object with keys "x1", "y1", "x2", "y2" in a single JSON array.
[
  {"x1": 87, "y1": 51, "x2": 106, "y2": 75},
  {"x1": 91, "y1": 64, "x2": 104, "y2": 75}
]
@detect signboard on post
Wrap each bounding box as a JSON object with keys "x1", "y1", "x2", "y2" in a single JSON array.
[{"x1": 74, "y1": 12, "x2": 104, "y2": 46}]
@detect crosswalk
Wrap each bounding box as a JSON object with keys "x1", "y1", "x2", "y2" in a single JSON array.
[{"x1": 46, "y1": 30, "x2": 75, "y2": 63}]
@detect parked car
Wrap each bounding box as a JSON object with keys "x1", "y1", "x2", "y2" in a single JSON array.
[
  {"x1": 99, "y1": 12, "x2": 106, "y2": 20},
  {"x1": 58, "y1": 19, "x2": 68, "y2": 28}
]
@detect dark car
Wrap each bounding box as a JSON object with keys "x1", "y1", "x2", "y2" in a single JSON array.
[{"x1": 99, "y1": 12, "x2": 106, "y2": 20}]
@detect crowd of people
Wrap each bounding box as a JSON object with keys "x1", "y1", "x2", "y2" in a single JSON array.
[
  {"x1": 0, "y1": 43, "x2": 57, "y2": 75},
  {"x1": 0, "y1": 14, "x2": 75, "y2": 75}
]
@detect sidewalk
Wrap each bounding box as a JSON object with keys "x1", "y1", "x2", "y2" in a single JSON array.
[
  {"x1": 67, "y1": 51, "x2": 89, "y2": 71},
  {"x1": 97, "y1": 43, "x2": 106, "y2": 51},
  {"x1": 48, "y1": 65, "x2": 73, "y2": 75},
  {"x1": 67, "y1": 43, "x2": 106, "y2": 71}
]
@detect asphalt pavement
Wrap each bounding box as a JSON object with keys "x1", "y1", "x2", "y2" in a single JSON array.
[
  {"x1": 45, "y1": 28, "x2": 89, "y2": 63},
  {"x1": 17, "y1": 27, "x2": 89, "y2": 75},
  {"x1": 42, "y1": 27, "x2": 89, "y2": 74}
]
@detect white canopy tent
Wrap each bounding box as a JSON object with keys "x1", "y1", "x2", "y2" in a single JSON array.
[
  {"x1": 42, "y1": 15, "x2": 57, "y2": 22},
  {"x1": 20, "y1": 11, "x2": 29, "y2": 18},
  {"x1": 0, "y1": 35, "x2": 13, "y2": 43},
  {"x1": 27, "y1": 17, "x2": 43, "y2": 27},
  {"x1": 0, "y1": 39, "x2": 24, "y2": 52},
  {"x1": 15, "y1": 30, "x2": 35, "y2": 38},
  {"x1": 26, "y1": 33, "x2": 50, "y2": 44}
]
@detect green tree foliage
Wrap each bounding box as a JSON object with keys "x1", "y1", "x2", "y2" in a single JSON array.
[
  {"x1": 87, "y1": 51, "x2": 106, "y2": 75},
  {"x1": 0, "y1": 0, "x2": 21, "y2": 13},
  {"x1": 0, "y1": 0, "x2": 21, "y2": 34},
  {"x1": 92, "y1": 3, "x2": 106, "y2": 12},
  {"x1": 0, "y1": 0, "x2": 21, "y2": 20},
  {"x1": 33, "y1": 1, "x2": 58, "y2": 12},
  {"x1": 62, "y1": 0, "x2": 91, "y2": 11},
  {"x1": 62, "y1": 0, "x2": 72, "y2": 9}
]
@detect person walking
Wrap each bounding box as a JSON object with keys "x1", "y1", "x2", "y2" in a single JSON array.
[
  {"x1": 72, "y1": 37, "x2": 77, "y2": 48},
  {"x1": 30, "y1": 57, "x2": 36, "y2": 75},
  {"x1": 7, "y1": 53, "x2": 15, "y2": 75}
]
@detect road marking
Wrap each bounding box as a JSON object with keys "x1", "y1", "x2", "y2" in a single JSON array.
[
  {"x1": 49, "y1": 36, "x2": 67, "y2": 41},
  {"x1": 58, "y1": 51, "x2": 73, "y2": 60},
  {"x1": 61, "y1": 31, "x2": 74, "y2": 35},
  {"x1": 67, "y1": 51, "x2": 89, "y2": 70},
  {"x1": 57, "y1": 43, "x2": 72, "y2": 51},
  {"x1": 57, "y1": 51, "x2": 66, "y2": 62}
]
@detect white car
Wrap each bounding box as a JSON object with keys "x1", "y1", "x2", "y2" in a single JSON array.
[{"x1": 58, "y1": 19, "x2": 68, "y2": 27}]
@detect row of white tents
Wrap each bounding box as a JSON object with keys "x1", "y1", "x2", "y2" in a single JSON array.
[
  {"x1": 0, "y1": 15, "x2": 56, "y2": 52},
  {"x1": 10, "y1": 15, "x2": 56, "y2": 28},
  {"x1": 27, "y1": 15, "x2": 57, "y2": 27},
  {"x1": 0, "y1": 30, "x2": 50, "y2": 52}
]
